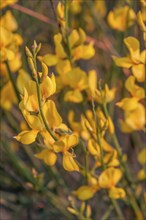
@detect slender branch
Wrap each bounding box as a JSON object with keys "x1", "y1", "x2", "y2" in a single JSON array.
[{"x1": 10, "y1": 3, "x2": 56, "y2": 26}]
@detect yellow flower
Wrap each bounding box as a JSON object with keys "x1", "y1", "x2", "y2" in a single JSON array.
[
  {"x1": 74, "y1": 185, "x2": 97, "y2": 201},
  {"x1": 138, "y1": 148, "x2": 146, "y2": 165},
  {"x1": 35, "y1": 149, "x2": 57, "y2": 166},
  {"x1": 0, "y1": 0, "x2": 17, "y2": 9},
  {"x1": 125, "y1": 76, "x2": 145, "y2": 100},
  {"x1": 56, "y1": 2, "x2": 65, "y2": 29},
  {"x1": 42, "y1": 100, "x2": 62, "y2": 129},
  {"x1": 108, "y1": 187, "x2": 126, "y2": 199},
  {"x1": 119, "y1": 103, "x2": 145, "y2": 132},
  {"x1": 14, "y1": 130, "x2": 39, "y2": 145},
  {"x1": 113, "y1": 37, "x2": 145, "y2": 82},
  {"x1": 41, "y1": 29, "x2": 95, "y2": 74},
  {"x1": 16, "y1": 69, "x2": 31, "y2": 94},
  {"x1": 94, "y1": 0, "x2": 106, "y2": 17},
  {"x1": 0, "y1": 81, "x2": 17, "y2": 110},
  {"x1": 54, "y1": 134, "x2": 79, "y2": 171},
  {"x1": 99, "y1": 167, "x2": 122, "y2": 189},
  {"x1": 116, "y1": 97, "x2": 139, "y2": 111},
  {"x1": 87, "y1": 70, "x2": 97, "y2": 97},
  {"x1": 107, "y1": 6, "x2": 135, "y2": 31},
  {"x1": 95, "y1": 84, "x2": 116, "y2": 104},
  {"x1": 22, "y1": 74, "x2": 56, "y2": 112},
  {"x1": 137, "y1": 169, "x2": 146, "y2": 181},
  {"x1": 0, "y1": 10, "x2": 18, "y2": 32}
]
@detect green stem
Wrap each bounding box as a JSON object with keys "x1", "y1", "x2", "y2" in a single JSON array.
[
  {"x1": 101, "y1": 205, "x2": 113, "y2": 220},
  {"x1": 111, "y1": 199, "x2": 125, "y2": 220},
  {"x1": 91, "y1": 98, "x2": 105, "y2": 169},
  {"x1": 102, "y1": 102, "x2": 144, "y2": 219},
  {"x1": 32, "y1": 54, "x2": 58, "y2": 141},
  {"x1": 35, "y1": 79, "x2": 58, "y2": 141}
]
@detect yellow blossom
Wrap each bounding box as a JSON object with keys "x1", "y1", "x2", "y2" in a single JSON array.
[
  {"x1": 108, "y1": 187, "x2": 126, "y2": 199},
  {"x1": 95, "y1": 84, "x2": 116, "y2": 104},
  {"x1": 138, "y1": 148, "x2": 146, "y2": 165},
  {"x1": 125, "y1": 76, "x2": 145, "y2": 100},
  {"x1": 113, "y1": 37, "x2": 145, "y2": 82},
  {"x1": 0, "y1": 0, "x2": 17, "y2": 9},
  {"x1": 107, "y1": 6, "x2": 135, "y2": 31},
  {"x1": 0, "y1": 81, "x2": 17, "y2": 110},
  {"x1": 54, "y1": 134, "x2": 79, "y2": 171},
  {"x1": 35, "y1": 149, "x2": 57, "y2": 166},
  {"x1": 0, "y1": 10, "x2": 18, "y2": 32},
  {"x1": 119, "y1": 103, "x2": 145, "y2": 132},
  {"x1": 99, "y1": 167, "x2": 122, "y2": 189},
  {"x1": 74, "y1": 185, "x2": 97, "y2": 201},
  {"x1": 15, "y1": 130, "x2": 39, "y2": 145}
]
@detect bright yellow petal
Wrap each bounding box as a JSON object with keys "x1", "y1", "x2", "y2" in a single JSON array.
[
  {"x1": 41, "y1": 74, "x2": 56, "y2": 100},
  {"x1": 132, "y1": 64, "x2": 145, "y2": 82},
  {"x1": 125, "y1": 76, "x2": 145, "y2": 99},
  {"x1": 88, "y1": 70, "x2": 97, "y2": 97},
  {"x1": 64, "y1": 90, "x2": 83, "y2": 103},
  {"x1": 138, "y1": 148, "x2": 146, "y2": 165},
  {"x1": 56, "y1": 59, "x2": 71, "y2": 75},
  {"x1": 88, "y1": 139, "x2": 100, "y2": 156},
  {"x1": 54, "y1": 33, "x2": 67, "y2": 59},
  {"x1": 74, "y1": 185, "x2": 96, "y2": 201},
  {"x1": 113, "y1": 56, "x2": 132, "y2": 68},
  {"x1": 99, "y1": 167, "x2": 122, "y2": 189},
  {"x1": 124, "y1": 37, "x2": 140, "y2": 63},
  {"x1": 125, "y1": 103, "x2": 145, "y2": 131},
  {"x1": 16, "y1": 69, "x2": 30, "y2": 94},
  {"x1": 63, "y1": 152, "x2": 79, "y2": 172},
  {"x1": 109, "y1": 187, "x2": 126, "y2": 199},
  {"x1": 42, "y1": 100, "x2": 62, "y2": 128},
  {"x1": 35, "y1": 149, "x2": 57, "y2": 166},
  {"x1": 116, "y1": 97, "x2": 138, "y2": 111},
  {"x1": 41, "y1": 54, "x2": 58, "y2": 66},
  {"x1": 14, "y1": 130, "x2": 39, "y2": 144}
]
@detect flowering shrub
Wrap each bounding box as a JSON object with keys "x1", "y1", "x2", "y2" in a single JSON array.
[{"x1": 1, "y1": 0, "x2": 145, "y2": 219}]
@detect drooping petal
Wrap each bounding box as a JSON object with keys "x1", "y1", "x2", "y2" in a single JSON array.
[
  {"x1": 112, "y1": 56, "x2": 132, "y2": 68},
  {"x1": 124, "y1": 37, "x2": 140, "y2": 63},
  {"x1": 63, "y1": 152, "x2": 79, "y2": 172},
  {"x1": 15, "y1": 130, "x2": 39, "y2": 144},
  {"x1": 41, "y1": 74, "x2": 56, "y2": 100},
  {"x1": 42, "y1": 100, "x2": 62, "y2": 128},
  {"x1": 74, "y1": 185, "x2": 96, "y2": 200},
  {"x1": 116, "y1": 97, "x2": 139, "y2": 111},
  {"x1": 109, "y1": 187, "x2": 126, "y2": 199},
  {"x1": 64, "y1": 90, "x2": 83, "y2": 103},
  {"x1": 132, "y1": 64, "x2": 145, "y2": 82},
  {"x1": 99, "y1": 167, "x2": 122, "y2": 189},
  {"x1": 16, "y1": 69, "x2": 30, "y2": 94},
  {"x1": 41, "y1": 54, "x2": 58, "y2": 66},
  {"x1": 35, "y1": 149, "x2": 57, "y2": 166}
]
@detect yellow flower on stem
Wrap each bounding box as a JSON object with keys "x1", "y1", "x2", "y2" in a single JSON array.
[
  {"x1": 35, "y1": 148, "x2": 57, "y2": 166},
  {"x1": 108, "y1": 187, "x2": 126, "y2": 199},
  {"x1": 54, "y1": 134, "x2": 79, "y2": 171},
  {"x1": 0, "y1": 81, "x2": 17, "y2": 110},
  {"x1": 99, "y1": 167, "x2": 122, "y2": 189},
  {"x1": 0, "y1": 0, "x2": 17, "y2": 9},
  {"x1": 74, "y1": 185, "x2": 97, "y2": 201},
  {"x1": 119, "y1": 103, "x2": 145, "y2": 132},
  {"x1": 125, "y1": 76, "x2": 145, "y2": 100},
  {"x1": 107, "y1": 6, "x2": 135, "y2": 31},
  {"x1": 113, "y1": 37, "x2": 145, "y2": 82},
  {"x1": 95, "y1": 84, "x2": 116, "y2": 104}
]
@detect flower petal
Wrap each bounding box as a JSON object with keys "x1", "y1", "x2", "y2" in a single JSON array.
[{"x1": 15, "y1": 130, "x2": 39, "y2": 144}]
